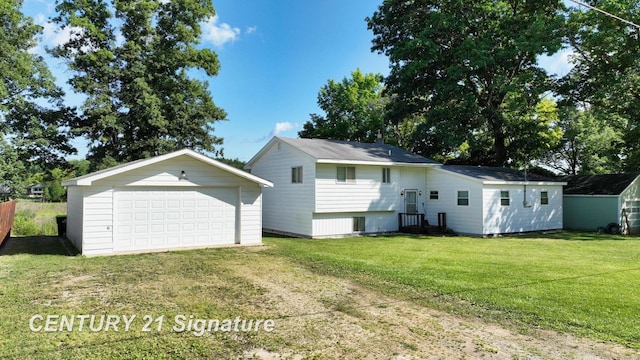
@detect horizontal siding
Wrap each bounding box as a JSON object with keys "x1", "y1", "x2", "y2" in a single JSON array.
[
  {"x1": 315, "y1": 164, "x2": 402, "y2": 213},
  {"x1": 482, "y1": 185, "x2": 563, "y2": 234},
  {"x1": 82, "y1": 187, "x2": 114, "y2": 255},
  {"x1": 426, "y1": 169, "x2": 483, "y2": 235},
  {"x1": 92, "y1": 156, "x2": 258, "y2": 189},
  {"x1": 312, "y1": 212, "x2": 396, "y2": 237},
  {"x1": 563, "y1": 196, "x2": 618, "y2": 231},
  {"x1": 240, "y1": 186, "x2": 263, "y2": 245},
  {"x1": 250, "y1": 140, "x2": 315, "y2": 236}
]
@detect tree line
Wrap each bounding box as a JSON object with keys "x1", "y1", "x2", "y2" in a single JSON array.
[
  {"x1": 301, "y1": 1, "x2": 639, "y2": 175},
  {"x1": 1, "y1": 0, "x2": 229, "y2": 198},
  {"x1": 2, "y1": 1, "x2": 638, "y2": 200}
]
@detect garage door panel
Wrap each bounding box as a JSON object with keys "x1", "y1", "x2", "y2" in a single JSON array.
[{"x1": 115, "y1": 188, "x2": 237, "y2": 252}]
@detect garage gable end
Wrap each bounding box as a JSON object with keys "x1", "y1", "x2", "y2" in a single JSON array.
[{"x1": 62, "y1": 149, "x2": 272, "y2": 188}]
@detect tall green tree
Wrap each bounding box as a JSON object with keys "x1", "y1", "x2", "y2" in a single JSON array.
[
  {"x1": 0, "y1": 0, "x2": 76, "y2": 167},
  {"x1": 367, "y1": 0, "x2": 566, "y2": 165},
  {"x1": 560, "y1": 1, "x2": 640, "y2": 170},
  {"x1": 51, "y1": 0, "x2": 226, "y2": 167},
  {"x1": 299, "y1": 69, "x2": 387, "y2": 143},
  {"x1": 541, "y1": 106, "x2": 624, "y2": 175}
]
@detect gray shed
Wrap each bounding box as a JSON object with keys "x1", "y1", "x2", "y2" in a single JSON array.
[{"x1": 561, "y1": 174, "x2": 640, "y2": 234}]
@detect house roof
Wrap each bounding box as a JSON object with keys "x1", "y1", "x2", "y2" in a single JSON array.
[
  {"x1": 62, "y1": 148, "x2": 273, "y2": 187},
  {"x1": 247, "y1": 137, "x2": 440, "y2": 167},
  {"x1": 438, "y1": 165, "x2": 565, "y2": 184},
  {"x1": 560, "y1": 174, "x2": 640, "y2": 195}
]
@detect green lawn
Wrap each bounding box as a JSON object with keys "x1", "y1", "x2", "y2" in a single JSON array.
[
  {"x1": 0, "y1": 232, "x2": 638, "y2": 359},
  {"x1": 265, "y1": 233, "x2": 640, "y2": 348}
]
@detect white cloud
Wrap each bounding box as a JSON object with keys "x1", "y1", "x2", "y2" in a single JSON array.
[
  {"x1": 256, "y1": 122, "x2": 300, "y2": 142},
  {"x1": 274, "y1": 122, "x2": 296, "y2": 135},
  {"x1": 246, "y1": 26, "x2": 257, "y2": 34},
  {"x1": 201, "y1": 15, "x2": 241, "y2": 47}
]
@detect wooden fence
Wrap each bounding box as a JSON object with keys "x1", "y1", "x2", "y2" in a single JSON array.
[{"x1": 0, "y1": 200, "x2": 16, "y2": 246}]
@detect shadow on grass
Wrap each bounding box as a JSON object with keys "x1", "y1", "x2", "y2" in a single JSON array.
[
  {"x1": 519, "y1": 230, "x2": 639, "y2": 241},
  {"x1": 0, "y1": 236, "x2": 79, "y2": 256}
]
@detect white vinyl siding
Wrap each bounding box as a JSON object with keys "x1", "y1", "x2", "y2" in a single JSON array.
[
  {"x1": 315, "y1": 164, "x2": 402, "y2": 213},
  {"x1": 250, "y1": 140, "x2": 316, "y2": 237},
  {"x1": 426, "y1": 169, "x2": 483, "y2": 235},
  {"x1": 483, "y1": 185, "x2": 563, "y2": 235},
  {"x1": 312, "y1": 212, "x2": 397, "y2": 238}
]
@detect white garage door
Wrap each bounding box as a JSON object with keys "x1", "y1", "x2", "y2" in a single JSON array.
[{"x1": 114, "y1": 188, "x2": 237, "y2": 252}]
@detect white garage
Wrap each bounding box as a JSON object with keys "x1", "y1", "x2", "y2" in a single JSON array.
[{"x1": 62, "y1": 149, "x2": 273, "y2": 256}]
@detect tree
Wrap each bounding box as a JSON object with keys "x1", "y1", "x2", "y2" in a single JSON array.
[
  {"x1": 51, "y1": 0, "x2": 227, "y2": 167},
  {"x1": 367, "y1": 0, "x2": 566, "y2": 165},
  {"x1": 541, "y1": 106, "x2": 624, "y2": 175},
  {"x1": 560, "y1": 1, "x2": 640, "y2": 171},
  {"x1": 0, "y1": 137, "x2": 27, "y2": 198},
  {"x1": 0, "y1": 0, "x2": 76, "y2": 167},
  {"x1": 299, "y1": 69, "x2": 387, "y2": 143}
]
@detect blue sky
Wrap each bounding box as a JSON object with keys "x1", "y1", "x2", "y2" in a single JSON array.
[{"x1": 21, "y1": 0, "x2": 573, "y2": 162}]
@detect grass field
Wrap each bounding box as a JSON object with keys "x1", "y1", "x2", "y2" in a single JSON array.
[
  {"x1": 12, "y1": 201, "x2": 66, "y2": 236},
  {"x1": 266, "y1": 233, "x2": 640, "y2": 348},
  {"x1": 0, "y1": 232, "x2": 638, "y2": 358}
]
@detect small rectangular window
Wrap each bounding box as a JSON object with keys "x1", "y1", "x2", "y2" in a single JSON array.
[
  {"x1": 500, "y1": 190, "x2": 510, "y2": 206},
  {"x1": 457, "y1": 190, "x2": 469, "y2": 206},
  {"x1": 429, "y1": 190, "x2": 439, "y2": 200},
  {"x1": 353, "y1": 216, "x2": 365, "y2": 232},
  {"x1": 337, "y1": 166, "x2": 356, "y2": 183},
  {"x1": 291, "y1": 166, "x2": 303, "y2": 183},
  {"x1": 541, "y1": 191, "x2": 549, "y2": 205},
  {"x1": 382, "y1": 167, "x2": 391, "y2": 184}
]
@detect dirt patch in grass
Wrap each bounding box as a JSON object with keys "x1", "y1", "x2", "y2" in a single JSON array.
[{"x1": 231, "y1": 248, "x2": 638, "y2": 359}]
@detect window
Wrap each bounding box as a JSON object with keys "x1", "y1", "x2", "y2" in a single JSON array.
[
  {"x1": 500, "y1": 190, "x2": 510, "y2": 206},
  {"x1": 382, "y1": 167, "x2": 391, "y2": 184},
  {"x1": 353, "y1": 217, "x2": 365, "y2": 232},
  {"x1": 337, "y1": 166, "x2": 356, "y2": 183},
  {"x1": 291, "y1": 166, "x2": 303, "y2": 183},
  {"x1": 429, "y1": 190, "x2": 439, "y2": 200},
  {"x1": 457, "y1": 190, "x2": 469, "y2": 206},
  {"x1": 541, "y1": 191, "x2": 549, "y2": 205}
]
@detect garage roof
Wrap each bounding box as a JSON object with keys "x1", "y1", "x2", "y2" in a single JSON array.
[
  {"x1": 62, "y1": 149, "x2": 273, "y2": 187},
  {"x1": 560, "y1": 174, "x2": 640, "y2": 195}
]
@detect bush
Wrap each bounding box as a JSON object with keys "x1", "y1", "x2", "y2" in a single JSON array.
[{"x1": 11, "y1": 208, "x2": 60, "y2": 236}]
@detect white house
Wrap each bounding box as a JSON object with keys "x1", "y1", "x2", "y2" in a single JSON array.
[
  {"x1": 246, "y1": 137, "x2": 566, "y2": 237},
  {"x1": 62, "y1": 149, "x2": 273, "y2": 256},
  {"x1": 245, "y1": 137, "x2": 440, "y2": 238},
  {"x1": 429, "y1": 166, "x2": 566, "y2": 236}
]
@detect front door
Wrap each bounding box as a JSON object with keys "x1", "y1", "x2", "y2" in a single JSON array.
[{"x1": 405, "y1": 190, "x2": 418, "y2": 214}]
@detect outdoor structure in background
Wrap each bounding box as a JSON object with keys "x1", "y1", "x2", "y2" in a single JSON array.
[
  {"x1": 26, "y1": 184, "x2": 44, "y2": 199},
  {"x1": 62, "y1": 149, "x2": 272, "y2": 256},
  {"x1": 0, "y1": 200, "x2": 16, "y2": 246},
  {"x1": 561, "y1": 174, "x2": 640, "y2": 234}
]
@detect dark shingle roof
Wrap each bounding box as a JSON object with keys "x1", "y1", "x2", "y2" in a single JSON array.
[
  {"x1": 277, "y1": 137, "x2": 440, "y2": 165},
  {"x1": 560, "y1": 174, "x2": 640, "y2": 195},
  {"x1": 443, "y1": 165, "x2": 558, "y2": 182}
]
